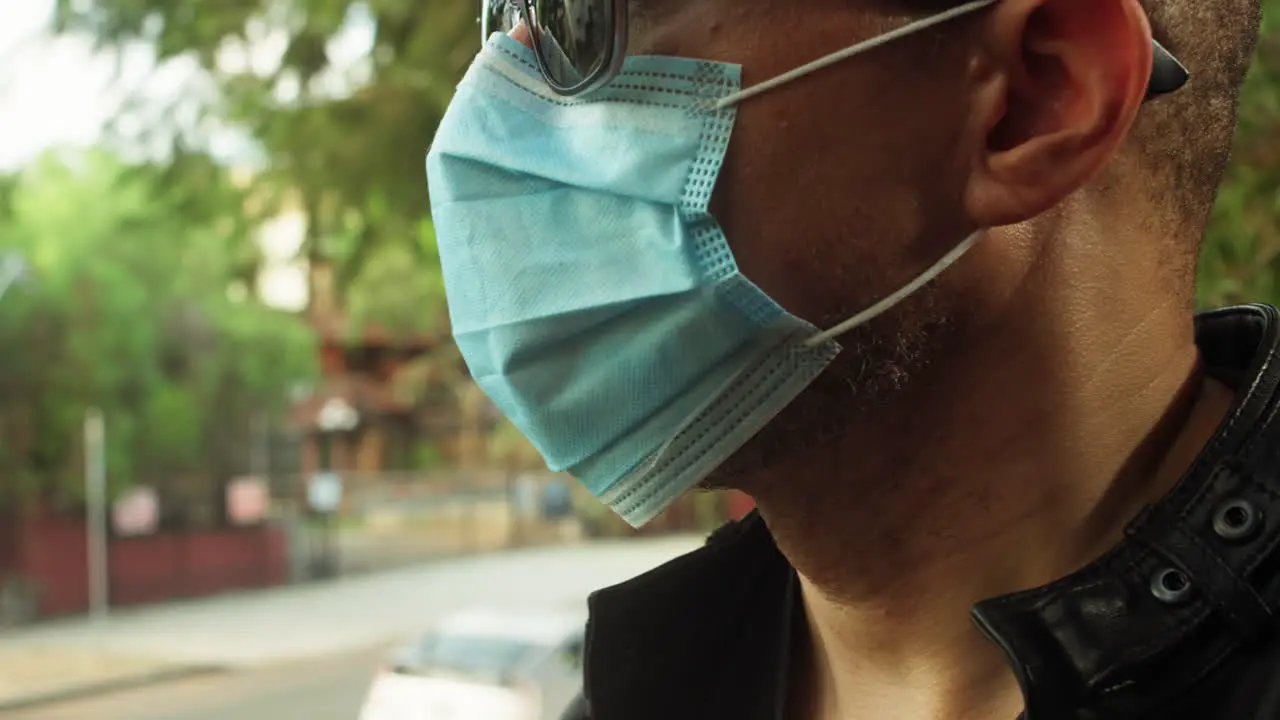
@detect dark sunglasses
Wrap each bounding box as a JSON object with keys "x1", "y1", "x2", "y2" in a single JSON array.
[{"x1": 480, "y1": 0, "x2": 1189, "y2": 100}]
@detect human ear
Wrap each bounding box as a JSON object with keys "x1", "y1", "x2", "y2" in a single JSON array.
[{"x1": 963, "y1": 0, "x2": 1153, "y2": 226}]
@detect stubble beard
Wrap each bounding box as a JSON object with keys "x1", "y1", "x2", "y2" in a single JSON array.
[{"x1": 698, "y1": 285, "x2": 954, "y2": 494}]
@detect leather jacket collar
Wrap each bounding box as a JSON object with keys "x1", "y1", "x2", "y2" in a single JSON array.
[
  {"x1": 580, "y1": 304, "x2": 1280, "y2": 720},
  {"x1": 974, "y1": 303, "x2": 1280, "y2": 718}
]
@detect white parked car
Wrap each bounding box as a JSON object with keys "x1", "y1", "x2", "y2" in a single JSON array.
[{"x1": 358, "y1": 607, "x2": 587, "y2": 720}]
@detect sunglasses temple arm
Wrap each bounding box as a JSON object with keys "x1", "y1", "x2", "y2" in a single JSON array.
[{"x1": 1147, "y1": 38, "x2": 1189, "y2": 100}]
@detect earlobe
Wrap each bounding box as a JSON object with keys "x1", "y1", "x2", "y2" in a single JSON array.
[{"x1": 964, "y1": 0, "x2": 1152, "y2": 227}]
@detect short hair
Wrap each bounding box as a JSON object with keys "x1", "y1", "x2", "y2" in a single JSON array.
[
  {"x1": 895, "y1": 0, "x2": 1262, "y2": 231},
  {"x1": 1132, "y1": 0, "x2": 1261, "y2": 228}
]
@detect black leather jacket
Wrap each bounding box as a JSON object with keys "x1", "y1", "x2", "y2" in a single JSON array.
[{"x1": 561, "y1": 305, "x2": 1280, "y2": 720}]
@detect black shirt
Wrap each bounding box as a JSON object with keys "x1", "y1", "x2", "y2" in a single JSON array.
[{"x1": 563, "y1": 304, "x2": 1280, "y2": 720}]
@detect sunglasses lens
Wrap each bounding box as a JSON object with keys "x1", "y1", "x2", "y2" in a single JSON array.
[
  {"x1": 481, "y1": 0, "x2": 519, "y2": 43},
  {"x1": 528, "y1": 0, "x2": 613, "y2": 90}
]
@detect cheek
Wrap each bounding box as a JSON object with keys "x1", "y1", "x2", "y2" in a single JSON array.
[
  {"x1": 712, "y1": 113, "x2": 964, "y2": 321},
  {"x1": 709, "y1": 55, "x2": 976, "y2": 323},
  {"x1": 628, "y1": 1, "x2": 977, "y2": 321}
]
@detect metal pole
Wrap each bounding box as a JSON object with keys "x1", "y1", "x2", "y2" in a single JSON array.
[
  {"x1": 260, "y1": 414, "x2": 271, "y2": 481},
  {"x1": 84, "y1": 408, "x2": 109, "y2": 622},
  {"x1": 323, "y1": 511, "x2": 336, "y2": 578},
  {"x1": 250, "y1": 412, "x2": 270, "y2": 478},
  {"x1": 249, "y1": 412, "x2": 271, "y2": 584},
  {"x1": 320, "y1": 431, "x2": 331, "y2": 579},
  {"x1": 0, "y1": 257, "x2": 24, "y2": 304}
]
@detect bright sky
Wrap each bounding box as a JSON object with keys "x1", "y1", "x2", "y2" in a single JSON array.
[
  {"x1": 0, "y1": 0, "x2": 376, "y2": 311},
  {"x1": 0, "y1": 0, "x2": 129, "y2": 169}
]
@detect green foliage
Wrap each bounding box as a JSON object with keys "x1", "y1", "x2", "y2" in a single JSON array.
[
  {"x1": 344, "y1": 219, "x2": 448, "y2": 341},
  {"x1": 0, "y1": 150, "x2": 316, "y2": 509},
  {"x1": 413, "y1": 442, "x2": 444, "y2": 470},
  {"x1": 53, "y1": 0, "x2": 477, "y2": 291},
  {"x1": 1198, "y1": 0, "x2": 1280, "y2": 307}
]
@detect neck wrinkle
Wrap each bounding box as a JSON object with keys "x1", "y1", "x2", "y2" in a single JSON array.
[{"x1": 753, "y1": 290, "x2": 1222, "y2": 720}]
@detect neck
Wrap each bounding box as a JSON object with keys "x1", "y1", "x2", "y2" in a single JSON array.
[{"x1": 746, "y1": 241, "x2": 1234, "y2": 719}]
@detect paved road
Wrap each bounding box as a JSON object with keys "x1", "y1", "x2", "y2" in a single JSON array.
[
  {"x1": 3, "y1": 645, "x2": 390, "y2": 720},
  {"x1": 2, "y1": 536, "x2": 701, "y2": 667},
  {"x1": 0, "y1": 536, "x2": 701, "y2": 716}
]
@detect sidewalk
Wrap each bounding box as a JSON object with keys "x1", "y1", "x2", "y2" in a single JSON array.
[
  {"x1": 0, "y1": 535, "x2": 700, "y2": 711},
  {"x1": 0, "y1": 645, "x2": 219, "y2": 712}
]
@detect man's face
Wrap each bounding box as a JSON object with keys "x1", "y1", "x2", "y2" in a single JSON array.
[
  {"x1": 625, "y1": 1, "x2": 987, "y2": 478},
  {"x1": 469, "y1": 0, "x2": 1156, "y2": 500}
]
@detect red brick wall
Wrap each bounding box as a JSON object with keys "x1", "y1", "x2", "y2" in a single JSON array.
[
  {"x1": 0, "y1": 515, "x2": 21, "y2": 579},
  {"x1": 110, "y1": 527, "x2": 286, "y2": 606},
  {"x1": 4, "y1": 507, "x2": 287, "y2": 618},
  {"x1": 15, "y1": 509, "x2": 89, "y2": 616}
]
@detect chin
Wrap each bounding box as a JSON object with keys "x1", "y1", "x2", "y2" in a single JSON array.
[{"x1": 699, "y1": 300, "x2": 954, "y2": 495}]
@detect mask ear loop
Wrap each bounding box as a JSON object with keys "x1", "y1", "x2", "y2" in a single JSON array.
[
  {"x1": 623, "y1": 230, "x2": 982, "y2": 481},
  {"x1": 713, "y1": 0, "x2": 999, "y2": 109},
  {"x1": 804, "y1": 230, "x2": 983, "y2": 348}
]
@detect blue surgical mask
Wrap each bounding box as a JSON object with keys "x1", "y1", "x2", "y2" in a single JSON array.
[{"x1": 426, "y1": 1, "x2": 991, "y2": 526}]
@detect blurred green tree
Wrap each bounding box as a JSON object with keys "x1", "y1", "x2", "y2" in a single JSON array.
[
  {"x1": 344, "y1": 218, "x2": 448, "y2": 341},
  {"x1": 50, "y1": 1, "x2": 477, "y2": 461},
  {"x1": 0, "y1": 150, "x2": 316, "y2": 515},
  {"x1": 53, "y1": 0, "x2": 477, "y2": 293}
]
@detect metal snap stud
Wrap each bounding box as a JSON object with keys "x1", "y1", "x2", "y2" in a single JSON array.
[
  {"x1": 1212, "y1": 498, "x2": 1263, "y2": 542},
  {"x1": 1150, "y1": 567, "x2": 1193, "y2": 605}
]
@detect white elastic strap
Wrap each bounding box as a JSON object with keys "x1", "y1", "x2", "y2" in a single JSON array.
[
  {"x1": 713, "y1": 0, "x2": 999, "y2": 109},
  {"x1": 803, "y1": 230, "x2": 982, "y2": 348}
]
